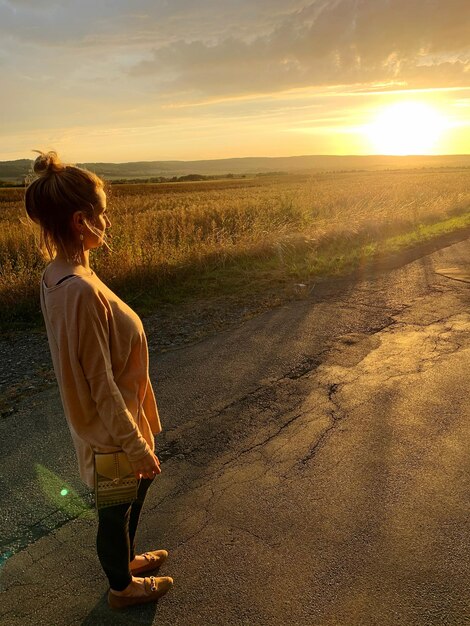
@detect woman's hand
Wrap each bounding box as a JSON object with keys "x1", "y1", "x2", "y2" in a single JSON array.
[{"x1": 130, "y1": 452, "x2": 161, "y2": 480}]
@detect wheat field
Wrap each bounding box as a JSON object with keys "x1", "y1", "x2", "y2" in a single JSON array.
[{"x1": 1, "y1": 168, "x2": 469, "y2": 331}]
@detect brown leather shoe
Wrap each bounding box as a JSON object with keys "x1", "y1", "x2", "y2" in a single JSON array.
[
  {"x1": 130, "y1": 549, "x2": 169, "y2": 575},
  {"x1": 108, "y1": 576, "x2": 173, "y2": 610}
]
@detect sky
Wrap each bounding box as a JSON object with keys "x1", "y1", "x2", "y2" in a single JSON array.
[{"x1": 0, "y1": 0, "x2": 469, "y2": 162}]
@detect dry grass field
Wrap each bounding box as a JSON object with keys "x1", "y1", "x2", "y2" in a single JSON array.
[{"x1": 1, "y1": 168, "x2": 469, "y2": 331}]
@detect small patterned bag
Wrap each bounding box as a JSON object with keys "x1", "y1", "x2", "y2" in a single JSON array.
[{"x1": 94, "y1": 451, "x2": 138, "y2": 509}]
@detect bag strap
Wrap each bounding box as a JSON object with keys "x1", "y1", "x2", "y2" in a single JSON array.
[{"x1": 55, "y1": 274, "x2": 77, "y2": 286}]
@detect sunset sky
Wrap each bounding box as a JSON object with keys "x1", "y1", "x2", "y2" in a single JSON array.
[{"x1": 1, "y1": 0, "x2": 469, "y2": 162}]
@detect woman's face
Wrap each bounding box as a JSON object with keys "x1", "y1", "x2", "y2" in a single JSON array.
[{"x1": 85, "y1": 188, "x2": 111, "y2": 249}]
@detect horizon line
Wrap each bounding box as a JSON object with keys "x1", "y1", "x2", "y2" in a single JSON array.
[{"x1": 2, "y1": 153, "x2": 470, "y2": 165}]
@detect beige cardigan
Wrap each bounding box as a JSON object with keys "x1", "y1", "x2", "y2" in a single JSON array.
[{"x1": 40, "y1": 268, "x2": 162, "y2": 488}]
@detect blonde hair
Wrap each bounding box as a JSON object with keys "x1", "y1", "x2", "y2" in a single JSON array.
[{"x1": 25, "y1": 150, "x2": 105, "y2": 260}]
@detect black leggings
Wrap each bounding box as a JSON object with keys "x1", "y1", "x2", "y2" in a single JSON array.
[{"x1": 96, "y1": 477, "x2": 154, "y2": 591}]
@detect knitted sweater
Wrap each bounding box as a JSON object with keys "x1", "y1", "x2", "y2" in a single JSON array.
[{"x1": 40, "y1": 267, "x2": 162, "y2": 488}]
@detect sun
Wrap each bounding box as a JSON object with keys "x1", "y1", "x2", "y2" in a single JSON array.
[{"x1": 365, "y1": 101, "x2": 448, "y2": 155}]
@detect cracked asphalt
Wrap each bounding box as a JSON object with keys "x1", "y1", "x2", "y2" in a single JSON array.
[{"x1": 1, "y1": 239, "x2": 470, "y2": 625}]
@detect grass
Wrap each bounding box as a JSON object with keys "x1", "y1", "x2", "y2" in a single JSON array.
[{"x1": 1, "y1": 168, "x2": 469, "y2": 333}]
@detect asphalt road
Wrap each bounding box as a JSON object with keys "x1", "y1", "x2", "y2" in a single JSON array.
[{"x1": 1, "y1": 238, "x2": 470, "y2": 625}]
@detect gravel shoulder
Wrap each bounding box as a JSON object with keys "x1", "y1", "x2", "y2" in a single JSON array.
[{"x1": 0, "y1": 286, "x2": 305, "y2": 418}]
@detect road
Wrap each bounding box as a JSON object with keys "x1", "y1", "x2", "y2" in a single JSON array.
[{"x1": 1, "y1": 238, "x2": 470, "y2": 625}]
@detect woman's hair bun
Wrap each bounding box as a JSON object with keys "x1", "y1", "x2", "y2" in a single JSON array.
[{"x1": 32, "y1": 150, "x2": 64, "y2": 177}]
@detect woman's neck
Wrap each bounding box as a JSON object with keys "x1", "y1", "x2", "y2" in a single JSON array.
[{"x1": 53, "y1": 249, "x2": 91, "y2": 271}]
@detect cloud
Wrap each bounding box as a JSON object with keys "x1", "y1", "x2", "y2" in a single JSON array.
[
  {"x1": 2, "y1": 0, "x2": 467, "y2": 96},
  {"x1": 0, "y1": 0, "x2": 308, "y2": 47},
  {"x1": 129, "y1": 0, "x2": 470, "y2": 97}
]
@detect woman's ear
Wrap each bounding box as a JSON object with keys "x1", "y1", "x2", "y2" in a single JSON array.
[{"x1": 71, "y1": 210, "x2": 86, "y2": 235}]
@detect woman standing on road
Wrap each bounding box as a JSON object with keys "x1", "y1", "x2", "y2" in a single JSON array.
[{"x1": 25, "y1": 150, "x2": 173, "y2": 610}]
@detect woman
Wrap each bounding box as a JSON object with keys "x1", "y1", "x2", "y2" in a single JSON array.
[{"x1": 25, "y1": 151, "x2": 173, "y2": 610}]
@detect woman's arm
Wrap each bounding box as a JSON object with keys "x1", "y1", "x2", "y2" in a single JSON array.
[{"x1": 75, "y1": 287, "x2": 154, "y2": 467}]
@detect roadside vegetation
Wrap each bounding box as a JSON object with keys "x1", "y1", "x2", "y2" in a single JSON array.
[{"x1": 1, "y1": 168, "x2": 469, "y2": 332}]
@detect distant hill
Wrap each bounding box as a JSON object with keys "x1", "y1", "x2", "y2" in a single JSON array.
[{"x1": 1, "y1": 154, "x2": 469, "y2": 183}]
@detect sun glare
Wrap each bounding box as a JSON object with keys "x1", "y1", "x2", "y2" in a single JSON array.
[{"x1": 365, "y1": 101, "x2": 448, "y2": 155}]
